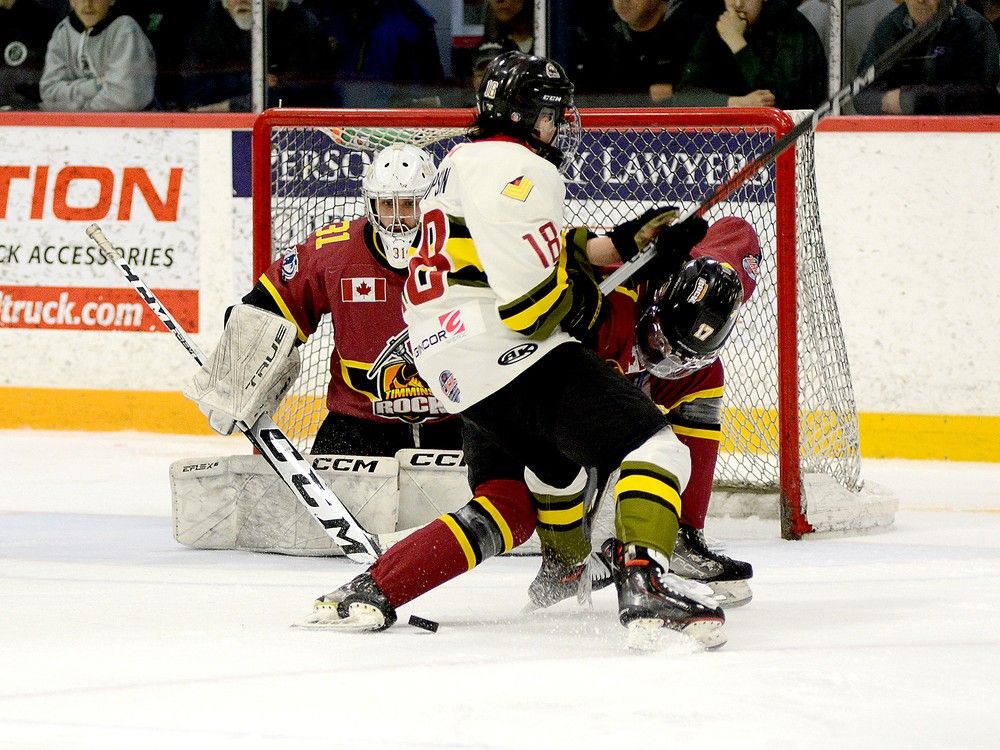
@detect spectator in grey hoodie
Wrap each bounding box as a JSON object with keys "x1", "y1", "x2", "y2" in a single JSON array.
[{"x1": 40, "y1": 0, "x2": 155, "y2": 110}]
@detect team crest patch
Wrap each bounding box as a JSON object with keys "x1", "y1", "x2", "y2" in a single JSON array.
[
  {"x1": 280, "y1": 249, "x2": 298, "y2": 281},
  {"x1": 439, "y1": 370, "x2": 461, "y2": 403},
  {"x1": 742, "y1": 254, "x2": 760, "y2": 282},
  {"x1": 544, "y1": 62, "x2": 560, "y2": 79},
  {"x1": 501, "y1": 176, "x2": 534, "y2": 201},
  {"x1": 341, "y1": 277, "x2": 387, "y2": 303}
]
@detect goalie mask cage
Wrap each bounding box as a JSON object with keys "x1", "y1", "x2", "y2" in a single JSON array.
[{"x1": 251, "y1": 108, "x2": 896, "y2": 540}]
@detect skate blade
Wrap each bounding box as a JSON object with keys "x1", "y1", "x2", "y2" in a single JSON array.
[
  {"x1": 625, "y1": 618, "x2": 727, "y2": 652},
  {"x1": 292, "y1": 602, "x2": 385, "y2": 631},
  {"x1": 709, "y1": 580, "x2": 753, "y2": 609}
]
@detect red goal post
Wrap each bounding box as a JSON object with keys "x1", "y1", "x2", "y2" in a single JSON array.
[{"x1": 251, "y1": 107, "x2": 896, "y2": 539}]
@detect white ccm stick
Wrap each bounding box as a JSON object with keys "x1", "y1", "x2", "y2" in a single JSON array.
[{"x1": 86, "y1": 224, "x2": 381, "y2": 564}]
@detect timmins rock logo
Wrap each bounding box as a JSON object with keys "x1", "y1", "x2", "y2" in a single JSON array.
[{"x1": 342, "y1": 330, "x2": 448, "y2": 423}]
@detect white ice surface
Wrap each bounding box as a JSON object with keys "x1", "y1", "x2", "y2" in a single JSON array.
[{"x1": 2, "y1": 430, "x2": 999, "y2": 750}]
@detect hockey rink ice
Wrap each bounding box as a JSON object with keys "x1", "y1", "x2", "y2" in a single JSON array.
[{"x1": 2, "y1": 429, "x2": 999, "y2": 749}]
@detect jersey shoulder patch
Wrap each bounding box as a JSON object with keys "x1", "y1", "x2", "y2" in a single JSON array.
[{"x1": 501, "y1": 175, "x2": 534, "y2": 201}]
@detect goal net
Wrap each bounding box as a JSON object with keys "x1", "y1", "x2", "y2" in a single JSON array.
[{"x1": 251, "y1": 108, "x2": 896, "y2": 539}]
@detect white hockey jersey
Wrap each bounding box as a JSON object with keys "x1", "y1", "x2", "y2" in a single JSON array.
[{"x1": 402, "y1": 137, "x2": 577, "y2": 412}]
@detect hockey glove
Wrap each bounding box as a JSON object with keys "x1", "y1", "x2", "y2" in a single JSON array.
[
  {"x1": 627, "y1": 216, "x2": 709, "y2": 288},
  {"x1": 608, "y1": 205, "x2": 681, "y2": 262},
  {"x1": 560, "y1": 227, "x2": 605, "y2": 345}
]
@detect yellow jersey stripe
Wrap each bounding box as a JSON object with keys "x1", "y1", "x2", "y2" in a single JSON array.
[
  {"x1": 502, "y1": 278, "x2": 567, "y2": 332},
  {"x1": 668, "y1": 386, "x2": 725, "y2": 412},
  {"x1": 440, "y1": 514, "x2": 477, "y2": 570},
  {"x1": 672, "y1": 424, "x2": 723, "y2": 442},
  {"x1": 614, "y1": 286, "x2": 639, "y2": 301},
  {"x1": 445, "y1": 237, "x2": 484, "y2": 274},
  {"x1": 337, "y1": 357, "x2": 379, "y2": 403},
  {"x1": 259, "y1": 275, "x2": 308, "y2": 342}
]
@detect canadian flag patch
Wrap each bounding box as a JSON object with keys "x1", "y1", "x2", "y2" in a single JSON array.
[{"x1": 341, "y1": 277, "x2": 387, "y2": 303}]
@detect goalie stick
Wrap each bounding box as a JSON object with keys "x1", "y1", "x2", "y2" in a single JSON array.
[
  {"x1": 598, "y1": 0, "x2": 958, "y2": 294},
  {"x1": 85, "y1": 224, "x2": 381, "y2": 564}
]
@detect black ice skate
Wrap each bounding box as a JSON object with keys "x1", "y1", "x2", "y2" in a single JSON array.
[
  {"x1": 297, "y1": 572, "x2": 397, "y2": 631},
  {"x1": 669, "y1": 524, "x2": 753, "y2": 608},
  {"x1": 605, "y1": 538, "x2": 726, "y2": 650},
  {"x1": 525, "y1": 546, "x2": 614, "y2": 611}
]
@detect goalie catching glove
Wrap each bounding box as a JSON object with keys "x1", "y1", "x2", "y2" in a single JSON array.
[{"x1": 183, "y1": 304, "x2": 301, "y2": 435}]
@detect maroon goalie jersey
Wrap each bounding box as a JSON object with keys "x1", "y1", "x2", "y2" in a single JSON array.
[{"x1": 259, "y1": 217, "x2": 451, "y2": 426}]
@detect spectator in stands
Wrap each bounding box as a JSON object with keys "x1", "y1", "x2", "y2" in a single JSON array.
[
  {"x1": 1, "y1": 0, "x2": 60, "y2": 110},
  {"x1": 483, "y1": 0, "x2": 535, "y2": 53},
  {"x1": 182, "y1": 0, "x2": 336, "y2": 112},
  {"x1": 39, "y1": 0, "x2": 156, "y2": 111},
  {"x1": 300, "y1": 0, "x2": 443, "y2": 108},
  {"x1": 677, "y1": 0, "x2": 827, "y2": 109},
  {"x1": 797, "y1": 0, "x2": 896, "y2": 85},
  {"x1": 854, "y1": 0, "x2": 1000, "y2": 114},
  {"x1": 575, "y1": 0, "x2": 720, "y2": 105},
  {"x1": 116, "y1": 0, "x2": 208, "y2": 110}
]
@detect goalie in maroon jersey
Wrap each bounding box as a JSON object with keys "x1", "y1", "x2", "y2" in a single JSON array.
[{"x1": 237, "y1": 143, "x2": 464, "y2": 456}]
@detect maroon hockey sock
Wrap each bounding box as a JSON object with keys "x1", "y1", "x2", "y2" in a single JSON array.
[
  {"x1": 677, "y1": 432, "x2": 719, "y2": 529},
  {"x1": 369, "y1": 519, "x2": 473, "y2": 607},
  {"x1": 370, "y1": 479, "x2": 535, "y2": 607}
]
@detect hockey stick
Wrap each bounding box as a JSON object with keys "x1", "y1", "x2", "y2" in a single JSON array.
[
  {"x1": 86, "y1": 224, "x2": 382, "y2": 564},
  {"x1": 598, "y1": 0, "x2": 957, "y2": 294}
]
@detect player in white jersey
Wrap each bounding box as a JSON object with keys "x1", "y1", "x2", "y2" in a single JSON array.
[{"x1": 306, "y1": 51, "x2": 725, "y2": 647}]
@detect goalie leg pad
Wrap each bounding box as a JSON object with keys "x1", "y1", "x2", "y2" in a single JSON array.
[
  {"x1": 370, "y1": 478, "x2": 534, "y2": 607},
  {"x1": 170, "y1": 453, "x2": 399, "y2": 556},
  {"x1": 183, "y1": 304, "x2": 301, "y2": 433}
]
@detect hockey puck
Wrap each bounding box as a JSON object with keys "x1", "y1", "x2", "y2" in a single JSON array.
[{"x1": 408, "y1": 614, "x2": 439, "y2": 633}]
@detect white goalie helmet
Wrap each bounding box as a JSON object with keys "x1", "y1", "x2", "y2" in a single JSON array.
[{"x1": 363, "y1": 144, "x2": 436, "y2": 269}]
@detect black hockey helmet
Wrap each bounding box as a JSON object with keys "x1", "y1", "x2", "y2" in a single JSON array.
[
  {"x1": 474, "y1": 50, "x2": 581, "y2": 168},
  {"x1": 636, "y1": 257, "x2": 744, "y2": 379}
]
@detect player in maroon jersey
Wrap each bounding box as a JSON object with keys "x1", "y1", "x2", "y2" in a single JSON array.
[
  {"x1": 598, "y1": 215, "x2": 761, "y2": 607},
  {"x1": 241, "y1": 143, "x2": 464, "y2": 456}
]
